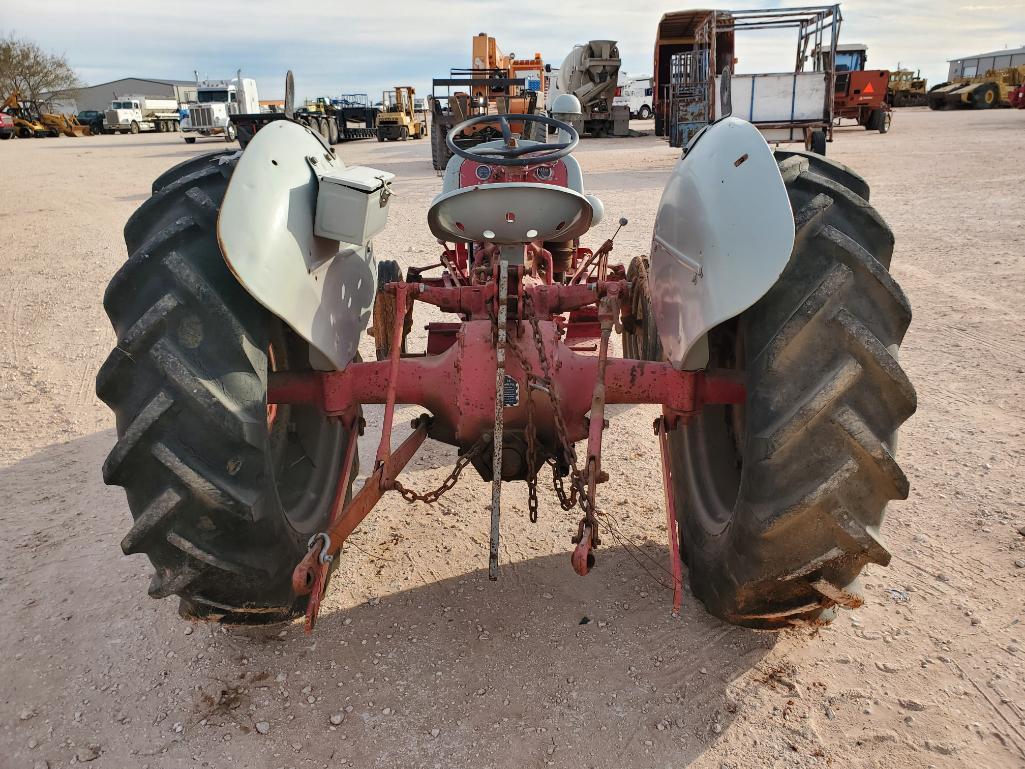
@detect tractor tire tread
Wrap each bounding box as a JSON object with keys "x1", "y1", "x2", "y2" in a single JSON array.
[
  {"x1": 671, "y1": 151, "x2": 916, "y2": 629},
  {"x1": 97, "y1": 156, "x2": 344, "y2": 623}
]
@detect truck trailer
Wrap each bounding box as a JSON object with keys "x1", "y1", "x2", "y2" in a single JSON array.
[{"x1": 103, "y1": 96, "x2": 181, "y2": 134}]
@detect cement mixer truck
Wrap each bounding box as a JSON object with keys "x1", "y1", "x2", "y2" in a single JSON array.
[{"x1": 547, "y1": 40, "x2": 631, "y2": 137}]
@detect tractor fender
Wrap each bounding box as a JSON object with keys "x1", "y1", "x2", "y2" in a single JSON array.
[
  {"x1": 217, "y1": 119, "x2": 378, "y2": 370},
  {"x1": 649, "y1": 116, "x2": 794, "y2": 369}
]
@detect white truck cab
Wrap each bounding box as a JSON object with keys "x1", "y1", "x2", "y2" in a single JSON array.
[
  {"x1": 181, "y1": 73, "x2": 260, "y2": 144},
  {"x1": 614, "y1": 75, "x2": 654, "y2": 120}
]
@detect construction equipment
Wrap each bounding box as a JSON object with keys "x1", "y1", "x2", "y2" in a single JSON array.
[
  {"x1": 2, "y1": 92, "x2": 51, "y2": 138},
  {"x1": 816, "y1": 43, "x2": 891, "y2": 133},
  {"x1": 654, "y1": 7, "x2": 840, "y2": 153},
  {"x1": 38, "y1": 111, "x2": 92, "y2": 137},
  {"x1": 549, "y1": 41, "x2": 630, "y2": 137},
  {"x1": 1010, "y1": 82, "x2": 1025, "y2": 108},
  {"x1": 887, "y1": 68, "x2": 928, "y2": 107},
  {"x1": 429, "y1": 33, "x2": 547, "y2": 170},
  {"x1": 294, "y1": 98, "x2": 339, "y2": 143},
  {"x1": 97, "y1": 78, "x2": 915, "y2": 635},
  {"x1": 377, "y1": 87, "x2": 427, "y2": 141},
  {"x1": 928, "y1": 65, "x2": 1025, "y2": 109}
]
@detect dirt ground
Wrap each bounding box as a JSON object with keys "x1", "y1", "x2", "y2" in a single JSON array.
[{"x1": 1, "y1": 108, "x2": 1024, "y2": 769}]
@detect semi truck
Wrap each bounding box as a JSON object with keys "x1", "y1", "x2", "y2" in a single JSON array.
[
  {"x1": 103, "y1": 96, "x2": 181, "y2": 134},
  {"x1": 181, "y1": 72, "x2": 259, "y2": 143}
]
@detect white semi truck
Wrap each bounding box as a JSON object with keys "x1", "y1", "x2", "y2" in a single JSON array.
[
  {"x1": 103, "y1": 96, "x2": 181, "y2": 134},
  {"x1": 180, "y1": 72, "x2": 259, "y2": 144}
]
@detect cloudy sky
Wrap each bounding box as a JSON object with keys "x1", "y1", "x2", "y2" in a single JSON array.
[{"x1": 4, "y1": 1, "x2": 1024, "y2": 100}]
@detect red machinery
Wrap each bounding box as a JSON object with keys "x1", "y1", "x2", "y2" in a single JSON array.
[
  {"x1": 820, "y1": 43, "x2": 891, "y2": 133},
  {"x1": 272, "y1": 113, "x2": 748, "y2": 628},
  {"x1": 1010, "y1": 83, "x2": 1025, "y2": 109},
  {"x1": 98, "y1": 98, "x2": 915, "y2": 634}
]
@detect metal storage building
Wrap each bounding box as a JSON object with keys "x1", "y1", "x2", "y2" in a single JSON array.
[
  {"x1": 69, "y1": 78, "x2": 198, "y2": 113},
  {"x1": 947, "y1": 46, "x2": 1025, "y2": 80}
]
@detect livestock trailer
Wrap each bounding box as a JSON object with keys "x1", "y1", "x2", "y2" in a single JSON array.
[{"x1": 654, "y1": 6, "x2": 840, "y2": 153}]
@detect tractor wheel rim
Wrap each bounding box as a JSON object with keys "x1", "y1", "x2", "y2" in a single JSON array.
[
  {"x1": 678, "y1": 322, "x2": 745, "y2": 533},
  {"x1": 267, "y1": 327, "x2": 347, "y2": 534}
]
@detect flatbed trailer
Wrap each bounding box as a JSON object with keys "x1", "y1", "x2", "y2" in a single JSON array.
[{"x1": 233, "y1": 98, "x2": 380, "y2": 148}]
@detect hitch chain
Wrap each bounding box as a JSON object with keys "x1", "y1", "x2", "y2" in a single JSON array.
[
  {"x1": 524, "y1": 295, "x2": 595, "y2": 520},
  {"x1": 391, "y1": 438, "x2": 488, "y2": 504},
  {"x1": 522, "y1": 346, "x2": 540, "y2": 523}
]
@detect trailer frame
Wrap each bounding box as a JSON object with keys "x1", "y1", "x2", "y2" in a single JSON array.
[{"x1": 656, "y1": 5, "x2": 841, "y2": 153}]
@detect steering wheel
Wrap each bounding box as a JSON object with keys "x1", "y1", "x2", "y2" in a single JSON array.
[{"x1": 445, "y1": 113, "x2": 579, "y2": 167}]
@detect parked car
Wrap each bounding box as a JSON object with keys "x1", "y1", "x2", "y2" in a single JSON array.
[
  {"x1": 0, "y1": 111, "x2": 15, "y2": 140},
  {"x1": 76, "y1": 110, "x2": 105, "y2": 135}
]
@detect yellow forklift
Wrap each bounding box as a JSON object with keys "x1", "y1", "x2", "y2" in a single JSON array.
[{"x1": 377, "y1": 86, "x2": 427, "y2": 141}]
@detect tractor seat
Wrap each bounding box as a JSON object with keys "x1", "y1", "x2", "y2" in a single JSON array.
[
  {"x1": 428, "y1": 138, "x2": 604, "y2": 244},
  {"x1": 427, "y1": 183, "x2": 596, "y2": 244}
]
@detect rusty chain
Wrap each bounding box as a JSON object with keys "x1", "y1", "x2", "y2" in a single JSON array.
[
  {"x1": 547, "y1": 457, "x2": 576, "y2": 511},
  {"x1": 523, "y1": 294, "x2": 595, "y2": 519},
  {"x1": 510, "y1": 324, "x2": 542, "y2": 523},
  {"x1": 524, "y1": 375, "x2": 540, "y2": 524},
  {"x1": 392, "y1": 438, "x2": 488, "y2": 505}
]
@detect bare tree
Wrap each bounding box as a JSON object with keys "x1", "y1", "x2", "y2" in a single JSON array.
[{"x1": 0, "y1": 33, "x2": 81, "y2": 104}]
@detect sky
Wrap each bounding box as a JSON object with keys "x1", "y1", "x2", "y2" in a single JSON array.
[{"x1": 3, "y1": 0, "x2": 1023, "y2": 101}]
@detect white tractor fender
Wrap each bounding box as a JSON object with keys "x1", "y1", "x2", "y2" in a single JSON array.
[
  {"x1": 217, "y1": 119, "x2": 379, "y2": 370},
  {"x1": 649, "y1": 116, "x2": 795, "y2": 369}
]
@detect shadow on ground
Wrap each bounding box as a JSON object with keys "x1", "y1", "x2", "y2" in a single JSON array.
[{"x1": 1, "y1": 430, "x2": 778, "y2": 768}]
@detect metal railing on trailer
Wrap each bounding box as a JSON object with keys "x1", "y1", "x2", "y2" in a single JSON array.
[
  {"x1": 665, "y1": 5, "x2": 841, "y2": 153},
  {"x1": 335, "y1": 94, "x2": 379, "y2": 140}
]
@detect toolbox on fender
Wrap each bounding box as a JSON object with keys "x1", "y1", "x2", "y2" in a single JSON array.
[{"x1": 315, "y1": 165, "x2": 396, "y2": 245}]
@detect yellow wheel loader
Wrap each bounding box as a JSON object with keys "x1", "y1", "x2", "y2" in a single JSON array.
[
  {"x1": 39, "y1": 111, "x2": 92, "y2": 137},
  {"x1": 928, "y1": 66, "x2": 1025, "y2": 110}
]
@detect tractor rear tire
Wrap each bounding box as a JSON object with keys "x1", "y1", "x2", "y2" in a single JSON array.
[
  {"x1": 664, "y1": 151, "x2": 916, "y2": 629},
  {"x1": 151, "y1": 150, "x2": 236, "y2": 195},
  {"x1": 772, "y1": 150, "x2": 870, "y2": 201},
  {"x1": 431, "y1": 122, "x2": 452, "y2": 171},
  {"x1": 97, "y1": 155, "x2": 357, "y2": 623}
]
